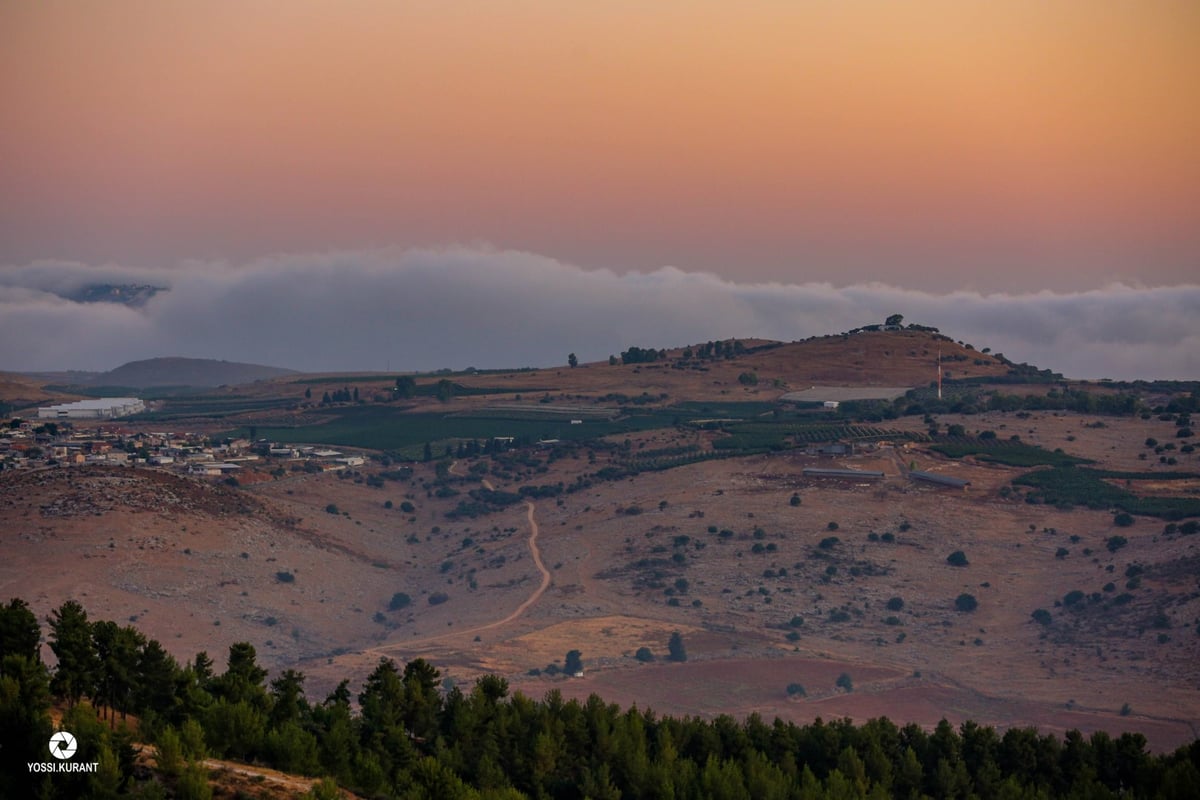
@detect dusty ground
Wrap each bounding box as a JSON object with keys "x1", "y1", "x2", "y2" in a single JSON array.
[
  {"x1": 301, "y1": 410, "x2": 1198, "y2": 751},
  {"x1": 4, "y1": 346, "x2": 1197, "y2": 754}
]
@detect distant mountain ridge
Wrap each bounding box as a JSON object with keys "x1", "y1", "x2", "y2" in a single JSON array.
[
  {"x1": 61, "y1": 282, "x2": 165, "y2": 307},
  {"x1": 88, "y1": 357, "x2": 297, "y2": 389}
]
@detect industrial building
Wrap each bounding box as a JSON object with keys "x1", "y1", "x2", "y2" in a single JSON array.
[
  {"x1": 37, "y1": 398, "x2": 146, "y2": 419},
  {"x1": 802, "y1": 467, "x2": 885, "y2": 480},
  {"x1": 909, "y1": 470, "x2": 971, "y2": 489}
]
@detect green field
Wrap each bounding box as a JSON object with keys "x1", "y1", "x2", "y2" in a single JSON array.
[
  {"x1": 1014, "y1": 467, "x2": 1200, "y2": 518},
  {"x1": 931, "y1": 440, "x2": 1089, "y2": 468},
  {"x1": 245, "y1": 406, "x2": 675, "y2": 454}
]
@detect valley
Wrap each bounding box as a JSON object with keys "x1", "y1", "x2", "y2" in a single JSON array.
[{"x1": 2, "y1": 331, "x2": 1198, "y2": 758}]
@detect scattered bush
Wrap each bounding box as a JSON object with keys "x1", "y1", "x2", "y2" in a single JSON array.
[
  {"x1": 946, "y1": 551, "x2": 969, "y2": 567},
  {"x1": 1031, "y1": 609, "x2": 1052, "y2": 625},
  {"x1": 1063, "y1": 590, "x2": 1086, "y2": 607},
  {"x1": 886, "y1": 597, "x2": 904, "y2": 612},
  {"x1": 388, "y1": 592, "x2": 412, "y2": 611},
  {"x1": 1106, "y1": 535, "x2": 1128, "y2": 553},
  {"x1": 1113, "y1": 513, "x2": 1134, "y2": 528},
  {"x1": 324, "y1": 504, "x2": 339, "y2": 515},
  {"x1": 955, "y1": 594, "x2": 978, "y2": 612},
  {"x1": 667, "y1": 631, "x2": 688, "y2": 662}
]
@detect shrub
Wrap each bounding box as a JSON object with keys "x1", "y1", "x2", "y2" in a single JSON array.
[
  {"x1": 884, "y1": 616, "x2": 902, "y2": 626},
  {"x1": 818, "y1": 536, "x2": 840, "y2": 550},
  {"x1": 667, "y1": 631, "x2": 687, "y2": 662},
  {"x1": 946, "y1": 550, "x2": 969, "y2": 567},
  {"x1": 789, "y1": 493, "x2": 801, "y2": 507},
  {"x1": 826, "y1": 522, "x2": 839, "y2": 531},
  {"x1": 400, "y1": 501, "x2": 416, "y2": 513},
  {"x1": 324, "y1": 504, "x2": 339, "y2": 515},
  {"x1": 1113, "y1": 513, "x2": 1134, "y2": 528},
  {"x1": 836, "y1": 673, "x2": 853, "y2": 692},
  {"x1": 1106, "y1": 536, "x2": 1128, "y2": 553},
  {"x1": 955, "y1": 593, "x2": 978, "y2": 612},
  {"x1": 1063, "y1": 590, "x2": 1086, "y2": 607},
  {"x1": 1055, "y1": 547, "x2": 1069, "y2": 559},
  {"x1": 1031, "y1": 608, "x2": 1053, "y2": 625},
  {"x1": 388, "y1": 592, "x2": 411, "y2": 611},
  {"x1": 635, "y1": 647, "x2": 655, "y2": 662},
  {"x1": 428, "y1": 592, "x2": 449, "y2": 606},
  {"x1": 788, "y1": 615, "x2": 805, "y2": 628},
  {"x1": 786, "y1": 683, "x2": 806, "y2": 697},
  {"x1": 275, "y1": 571, "x2": 296, "y2": 583},
  {"x1": 886, "y1": 597, "x2": 904, "y2": 611}
]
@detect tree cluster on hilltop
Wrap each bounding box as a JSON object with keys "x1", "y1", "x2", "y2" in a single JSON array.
[{"x1": 2, "y1": 597, "x2": 1199, "y2": 798}]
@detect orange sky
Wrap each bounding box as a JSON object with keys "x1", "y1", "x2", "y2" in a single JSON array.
[{"x1": 1, "y1": 1, "x2": 1197, "y2": 289}]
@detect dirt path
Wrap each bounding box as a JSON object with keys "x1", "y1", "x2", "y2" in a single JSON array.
[{"x1": 368, "y1": 467, "x2": 552, "y2": 655}]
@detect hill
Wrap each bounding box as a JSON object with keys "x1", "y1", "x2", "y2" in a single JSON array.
[
  {"x1": 3, "y1": 322, "x2": 1197, "y2": 795},
  {"x1": 0, "y1": 372, "x2": 83, "y2": 414},
  {"x1": 89, "y1": 356, "x2": 297, "y2": 389}
]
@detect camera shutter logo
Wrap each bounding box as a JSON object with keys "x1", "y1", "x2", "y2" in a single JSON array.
[{"x1": 49, "y1": 731, "x2": 78, "y2": 760}]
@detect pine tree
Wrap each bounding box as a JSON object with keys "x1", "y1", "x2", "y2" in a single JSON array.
[{"x1": 48, "y1": 600, "x2": 99, "y2": 706}]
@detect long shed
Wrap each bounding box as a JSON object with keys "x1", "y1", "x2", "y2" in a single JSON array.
[
  {"x1": 909, "y1": 470, "x2": 970, "y2": 489},
  {"x1": 802, "y1": 467, "x2": 885, "y2": 480}
]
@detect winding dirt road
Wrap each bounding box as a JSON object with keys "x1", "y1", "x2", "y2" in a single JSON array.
[{"x1": 368, "y1": 470, "x2": 552, "y2": 656}]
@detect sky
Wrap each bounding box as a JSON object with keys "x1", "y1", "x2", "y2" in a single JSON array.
[{"x1": 1, "y1": 2, "x2": 1197, "y2": 378}]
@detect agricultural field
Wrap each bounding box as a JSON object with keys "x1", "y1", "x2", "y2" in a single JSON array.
[{"x1": 4, "y1": 330, "x2": 1198, "y2": 761}]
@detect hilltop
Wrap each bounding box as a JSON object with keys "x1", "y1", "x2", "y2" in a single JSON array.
[
  {"x1": 2, "y1": 321, "x2": 1197, "y2": 779},
  {"x1": 86, "y1": 356, "x2": 297, "y2": 389}
]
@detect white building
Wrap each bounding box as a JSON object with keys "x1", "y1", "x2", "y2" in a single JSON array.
[{"x1": 38, "y1": 397, "x2": 146, "y2": 419}]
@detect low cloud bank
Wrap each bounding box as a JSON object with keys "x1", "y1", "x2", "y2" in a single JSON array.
[{"x1": 1, "y1": 247, "x2": 1195, "y2": 380}]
